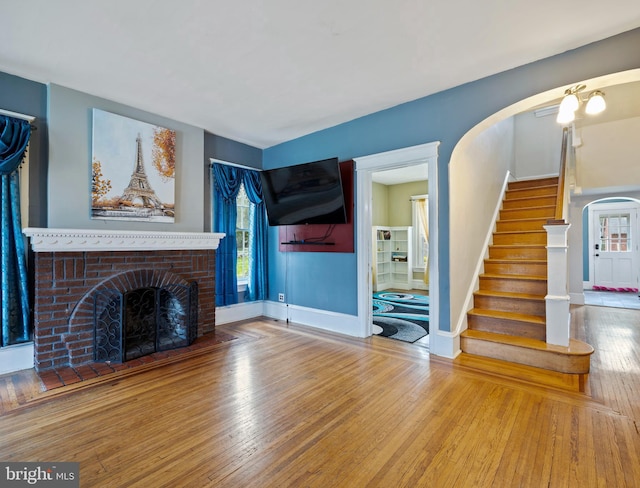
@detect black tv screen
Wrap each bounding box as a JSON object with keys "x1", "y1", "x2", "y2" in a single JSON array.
[{"x1": 260, "y1": 158, "x2": 347, "y2": 226}]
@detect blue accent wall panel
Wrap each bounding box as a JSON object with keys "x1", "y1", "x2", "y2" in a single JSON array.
[{"x1": 272, "y1": 247, "x2": 357, "y2": 314}]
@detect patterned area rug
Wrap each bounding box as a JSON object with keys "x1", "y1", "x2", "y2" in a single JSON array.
[{"x1": 373, "y1": 292, "x2": 429, "y2": 343}]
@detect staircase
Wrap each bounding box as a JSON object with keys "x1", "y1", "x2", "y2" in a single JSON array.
[{"x1": 459, "y1": 177, "x2": 593, "y2": 391}]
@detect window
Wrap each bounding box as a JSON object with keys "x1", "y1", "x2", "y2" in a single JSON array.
[
  {"x1": 411, "y1": 196, "x2": 428, "y2": 269},
  {"x1": 236, "y1": 183, "x2": 251, "y2": 283},
  {"x1": 599, "y1": 213, "x2": 631, "y2": 252}
]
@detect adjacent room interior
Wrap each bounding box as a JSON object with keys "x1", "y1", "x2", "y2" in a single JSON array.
[{"x1": 371, "y1": 164, "x2": 430, "y2": 346}]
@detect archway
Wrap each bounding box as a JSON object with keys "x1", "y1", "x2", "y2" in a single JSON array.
[{"x1": 446, "y1": 69, "x2": 640, "y2": 357}]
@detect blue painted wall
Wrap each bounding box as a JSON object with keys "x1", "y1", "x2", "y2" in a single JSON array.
[
  {"x1": 0, "y1": 71, "x2": 48, "y2": 227},
  {"x1": 263, "y1": 28, "x2": 640, "y2": 332}
]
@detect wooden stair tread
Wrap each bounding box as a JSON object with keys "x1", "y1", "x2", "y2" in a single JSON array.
[
  {"x1": 507, "y1": 177, "x2": 558, "y2": 188},
  {"x1": 481, "y1": 273, "x2": 546, "y2": 281},
  {"x1": 490, "y1": 244, "x2": 546, "y2": 249},
  {"x1": 501, "y1": 204, "x2": 556, "y2": 211},
  {"x1": 506, "y1": 191, "x2": 558, "y2": 198},
  {"x1": 507, "y1": 184, "x2": 558, "y2": 192},
  {"x1": 454, "y1": 353, "x2": 590, "y2": 393},
  {"x1": 473, "y1": 289, "x2": 545, "y2": 301},
  {"x1": 503, "y1": 195, "x2": 556, "y2": 202},
  {"x1": 485, "y1": 258, "x2": 547, "y2": 264},
  {"x1": 468, "y1": 308, "x2": 545, "y2": 324},
  {"x1": 494, "y1": 229, "x2": 546, "y2": 235},
  {"x1": 488, "y1": 245, "x2": 547, "y2": 256},
  {"x1": 461, "y1": 329, "x2": 594, "y2": 356},
  {"x1": 497, "y1": 216, "x2": 553, "y2": 223}
]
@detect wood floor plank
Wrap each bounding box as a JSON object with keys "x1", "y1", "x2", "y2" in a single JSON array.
[{"x1": 0, "y1": 310, "x2": 639, "y2": 487}]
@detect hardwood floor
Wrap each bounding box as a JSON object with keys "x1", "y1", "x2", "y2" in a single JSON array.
[{"x1": 0, "y1": 304, "x2": 639, "y2": 487}]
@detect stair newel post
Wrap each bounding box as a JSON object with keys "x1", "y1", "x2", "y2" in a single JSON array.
[{"x1": 544, "y1": 221, "x2": 571, "y2": 346}]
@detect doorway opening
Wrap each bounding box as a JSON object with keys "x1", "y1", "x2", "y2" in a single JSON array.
[
  {"x1": 583, "y1": 198, "x2": 640, "y2": 309},
  {"x1": 370, "y1": 166, "x2": 430, "y2": 347},
  {"x1": 354, "y1": 142, "x2": 440, "y2": 351}
]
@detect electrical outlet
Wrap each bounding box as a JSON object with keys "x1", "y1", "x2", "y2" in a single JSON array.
[{"x1": 278, "y1": 293, "x2": 285, "y2": 302}]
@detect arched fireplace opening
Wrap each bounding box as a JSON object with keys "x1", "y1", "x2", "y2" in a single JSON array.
[{"x1": 94, "y1": 282, "x2": 198, "y2": 363}]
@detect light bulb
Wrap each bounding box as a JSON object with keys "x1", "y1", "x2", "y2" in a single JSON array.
[
  {"x1": 556, "y1": 106, "x2": 575, "y2": 124},
  {"x1": 559, "y1": 93, "x2": 579, "y2": 114},
  {"x1": 585, "y1": 91, "x2": 606, "y2": 115}
]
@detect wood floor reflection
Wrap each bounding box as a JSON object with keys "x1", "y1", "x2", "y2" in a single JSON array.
[{"x1": 0, "y1": 304, "x2": 638, "y2": 487}]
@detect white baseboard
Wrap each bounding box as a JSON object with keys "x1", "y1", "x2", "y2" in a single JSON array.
[
  {"x1": 263, "y1": 301, "x2": 363, "y2": 337},
  {"x1": 570, "y1": 292, "x2": 585, "y2": 305},
  {"x1": 0, "y1": 342, "x2": 34, "y2": 375},
  {"x1": 216, "y1": 300, "x2": 364, "y2": 338},
  {"x1": 410, "y1": 280, "x2": 429, "y2": 291},
  {"x1": 429, "y1": 331, "x2": 461, "y2": 360},
  {"x1": 215, "y1": 300, "x2": 266, "y2": 324}
]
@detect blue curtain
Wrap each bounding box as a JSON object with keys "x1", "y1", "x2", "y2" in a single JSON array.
[
  {"x1": 212, "y1": 164, "x2": 242, "y2": 306},
  {"x1": 242, "y1": 171, "x2": 267, "y2": 301},
  {"x1": 212, "y1": 164, "x2": 268, "y2": 306},
  {"x1": 0, "y1": 116, "x2": 31, "y2": 347}
]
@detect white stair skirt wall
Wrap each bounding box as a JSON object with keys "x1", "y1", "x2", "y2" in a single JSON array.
[
  {"x1": 0, "y1": 342, "x2": 34, "y2": 375},
  {"x1": 451, "y1": 171, "x2": 512, "y2": 339}
]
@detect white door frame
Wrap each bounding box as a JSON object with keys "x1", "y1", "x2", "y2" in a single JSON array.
[
  {"x1": 587, "y1": 199, "x2": 640, "y2": 290},
  {"x1": 354, "y1": 142, "x2": 440, "y2": 347}
]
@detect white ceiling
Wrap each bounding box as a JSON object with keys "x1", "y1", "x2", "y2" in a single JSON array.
[
  {"x1": 2, "y1": 1, "x2": 640, "y2": 149},
  {"x1": 372, "y1": 164, "x2": 428, "y2": 185}
]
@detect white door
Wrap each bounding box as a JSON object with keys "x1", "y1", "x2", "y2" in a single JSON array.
[{"x1": 592, "y1": 207, "x2": 638, "y2": 290}]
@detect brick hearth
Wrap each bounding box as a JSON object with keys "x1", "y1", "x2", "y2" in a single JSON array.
[{"x1": 38, "y1": 329, "x2": 236, "y2": 391}]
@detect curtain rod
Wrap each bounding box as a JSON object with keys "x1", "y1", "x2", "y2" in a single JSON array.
[
  {"x1": 0, "y1": 108, "x2": 36, "y2": 123},
  {"x1": 209, "y1": 158, "x2": 261, "y2": 171}
]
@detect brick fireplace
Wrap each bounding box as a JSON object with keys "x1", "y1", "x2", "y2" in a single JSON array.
[{"x1": 23, "y1": 228, "x2": 224, "y2": 371}]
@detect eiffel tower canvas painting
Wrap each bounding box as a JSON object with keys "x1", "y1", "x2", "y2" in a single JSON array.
[{"x1": 91, "y1": 109, "x2": 176, "y2": 222}]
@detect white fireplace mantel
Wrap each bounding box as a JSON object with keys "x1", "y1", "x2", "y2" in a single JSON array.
[{"x1": 23, "y1": 228, "x2": 225, "y2": 252}]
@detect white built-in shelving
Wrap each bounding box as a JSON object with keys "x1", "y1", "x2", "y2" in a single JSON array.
[{"x1": 373, "y1": 226, "x2": 412, "y2": 291}]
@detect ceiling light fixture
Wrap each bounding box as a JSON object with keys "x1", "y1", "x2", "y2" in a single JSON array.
[{"x1": 556, "y1": 84, "x2": 606, "y2": 124}]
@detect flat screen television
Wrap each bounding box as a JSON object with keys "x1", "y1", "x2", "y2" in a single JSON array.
[{"x1": 260, "y1": 158, "x2": 347, "y2": 226}]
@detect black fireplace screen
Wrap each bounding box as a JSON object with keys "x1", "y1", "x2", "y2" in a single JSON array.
[{"x1": 93, "y1": 282, "x2": 198, "y2": 363}]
